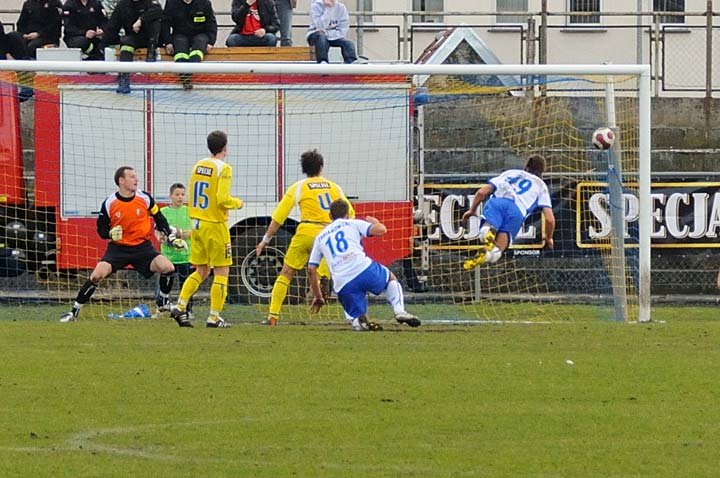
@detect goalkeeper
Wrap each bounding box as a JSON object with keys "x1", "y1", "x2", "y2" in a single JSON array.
[
  {"x1": 461, "y1": 155, "x2": 556, "y2": 269},
  {"x1": 60, "y1": 166, "x2": 188, "y2": 324}
]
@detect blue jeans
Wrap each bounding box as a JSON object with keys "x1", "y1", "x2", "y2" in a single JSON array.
[
  {"x1": 307, "y1": 32, "x2": 357, "y2": 63},
  {"x1": 226, "y1": 33, "x2": 277, "y2": 47},
  {"x1": 274, "y1": 0, "x2": 293, "y2": 46}
]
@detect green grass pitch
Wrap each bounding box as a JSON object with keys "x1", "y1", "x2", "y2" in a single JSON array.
[{"x1": 0, "y1": 304, "x2": 718, "y2": 477}]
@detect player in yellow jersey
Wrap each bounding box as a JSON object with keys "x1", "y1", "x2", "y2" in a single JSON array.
[
  {"x1": 170, "y1": 130, "x2": 243, "y2": 328},
  {"x1": 256, "y1": 149, "x2": 354, "y2": 326}
]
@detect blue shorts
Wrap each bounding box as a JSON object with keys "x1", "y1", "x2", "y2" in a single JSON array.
[
  {"x1": 482, "y1": 197, "x2": 525, "y2": 240},
  {"x1": 336, "y1": 261, "x2": 390, "y2": 319}
]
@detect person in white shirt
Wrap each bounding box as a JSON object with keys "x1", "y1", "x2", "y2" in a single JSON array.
[
  {"x1": 461, "y1": 155, "x2": 556, "y2": 269},
  {"x1": 307, "y1": 199, "x2": 421, "y2": 331},
  {"x1": 306, "y1": 0, "x2": 357, "y2": 63}
]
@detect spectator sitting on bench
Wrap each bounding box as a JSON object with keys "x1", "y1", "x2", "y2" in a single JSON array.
[
  {"x1": 62, "y1": 0, "x2": 108, "y2": 61},
  {"x1": 162, "y1": 0, "x2": 217, "y2": 89},
  {"x1": 16, "y1": 0, "x2": 62, "y2": 59},
  {"x1": 226, "y1": 0, "x2": 279, "y2": 48},
  {"x1": 0, "y1": 23, "x2": 34, "y2": 101},
  {"x1": 306, "y1": 0, "x2": 357, "y2": 64},
  {"x1": 0, "y1": 23, "x2": 30, "y2": 61},
  {"x1": 102, "y1": 0, "x2": 162, "y2": 94}
]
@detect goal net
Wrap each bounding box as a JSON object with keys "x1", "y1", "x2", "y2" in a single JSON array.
[{"x1": 0, "y1": 61, "x2": 650, "y2": 324}]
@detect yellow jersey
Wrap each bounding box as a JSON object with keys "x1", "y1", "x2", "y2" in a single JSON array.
[
  {"x1": 188, "y1": 157, "x2": 243, "y2": 223},
  {"x1": 272, "y1": 176, "x2": 355, "y2": 235}
]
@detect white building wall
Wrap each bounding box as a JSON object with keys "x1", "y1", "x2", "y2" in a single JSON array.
[{"x1": 1, "y1": 0, "x2": 716, "y2": 92}]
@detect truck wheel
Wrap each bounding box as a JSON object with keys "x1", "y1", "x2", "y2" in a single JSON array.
[{"x1": 229, "y1": 227, "x2": 306, "y2": 304}]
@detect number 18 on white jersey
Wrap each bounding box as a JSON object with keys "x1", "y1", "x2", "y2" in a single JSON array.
[{"x1": 309, "y1": 219, "x2": 374, "y2": 292}]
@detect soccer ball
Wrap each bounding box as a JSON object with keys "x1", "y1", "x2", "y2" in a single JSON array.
[{"x1": 592, "y1": 127, "x2": 615, "y2": 150}]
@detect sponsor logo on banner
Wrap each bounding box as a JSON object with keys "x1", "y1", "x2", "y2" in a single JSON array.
[{"x1": 576, "y1": 182, "x2": 720, "y2": 248}]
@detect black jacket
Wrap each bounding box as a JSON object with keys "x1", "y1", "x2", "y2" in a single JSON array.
[
  {"x1": 62, "y1": 0, "x2": 108, "y2": 39},
  {"x1": 0, "y1": 24, "x2": 27, "y2": 58},
  {"x1": 161, "y1": 0, "x2": 217, "y2": 46},
  {"x1": 0, "y1": 23, "x2": 8, "y2": 56},
  {"x1": 105, "y1": 0, "x2": 162, "y2": 38},
  {"x1": 230, "y1": 0, "x2": 279, "y2": 35},
  {"x1": 17, "y1": 0, "x2": 62, "y2": 43}
]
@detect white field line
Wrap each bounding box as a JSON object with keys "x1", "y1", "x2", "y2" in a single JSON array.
[{"x1": 0, "y1": 420, "x2": 444, "y2": 474}]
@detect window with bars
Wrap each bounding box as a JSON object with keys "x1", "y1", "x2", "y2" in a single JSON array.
[
  {"x1": 496, "y1": 0, "x2": 529, "y2": 25},
  {"x1": 654, "y1": 0, "x2": 685, "y2": 24},
  {"x1": 412, "y1": 0, "x2": 444, "y2": 24},
  {"x1": 569, "y1": 0, "x2": 600, "y2": 25}
]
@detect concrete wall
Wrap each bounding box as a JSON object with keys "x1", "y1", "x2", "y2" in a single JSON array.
[
  {"x1": 422, "y1": 96, "x2": 720, "y2": 175},
  {"x1": 19, "y1": 93, "x2": 720, "y2": 176}
]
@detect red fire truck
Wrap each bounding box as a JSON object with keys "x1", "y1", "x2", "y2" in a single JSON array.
[{"x1": 1, "y1": 71, "x2": 414, "y2": 301}]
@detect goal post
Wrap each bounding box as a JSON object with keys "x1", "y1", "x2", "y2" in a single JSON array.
[{"x1": 0, "y1": 61, "x2": 651, "y2": 323}]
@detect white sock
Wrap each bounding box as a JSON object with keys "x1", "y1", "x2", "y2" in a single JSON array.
[
  {"x1": 479, "y1": 225, "x2": 492, "y2": 242},
  {"x1": 486, "y1": 246, "x2": 502, "y2": 264},
  {"x1": 385, "y1": 279, "x2": 405, "y2": 315}
]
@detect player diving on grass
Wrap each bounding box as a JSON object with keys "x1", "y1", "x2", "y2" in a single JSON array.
[
  {"x1": 306, "y1": 199, "x2": 421, "y2": 331},
  {"x1": 461, "y1": 154, "x2": 556, "y2": 270}
]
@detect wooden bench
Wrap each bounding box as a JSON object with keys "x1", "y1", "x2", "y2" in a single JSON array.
[{"x1": 120, "y1": 46, "x2": 313, "y2": 62}]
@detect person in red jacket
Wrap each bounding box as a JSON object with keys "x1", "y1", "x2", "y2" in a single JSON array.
[{"x1": 225, "y1": 0, "x2": 279, "y2": 47}]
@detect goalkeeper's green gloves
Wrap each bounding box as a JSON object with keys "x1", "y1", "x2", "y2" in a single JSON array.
[{"x1": 109, "y1": 225, "x2": 123, "y2": 242}]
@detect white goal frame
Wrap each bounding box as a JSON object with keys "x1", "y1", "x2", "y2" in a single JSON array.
[{"x1": 0, "y1": 61, "x2": 652, "y2": 322}]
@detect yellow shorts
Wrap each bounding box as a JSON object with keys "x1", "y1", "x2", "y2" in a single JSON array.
[
  {"x1": 284, "y1": 232, "x2": 329, "y2": 277},
  {"x1": 189, "y1": 220, "x2": 232, "y2": 268},
  {"x1": 283, "y1": 232, "x2": 315, "y2": 270}
]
